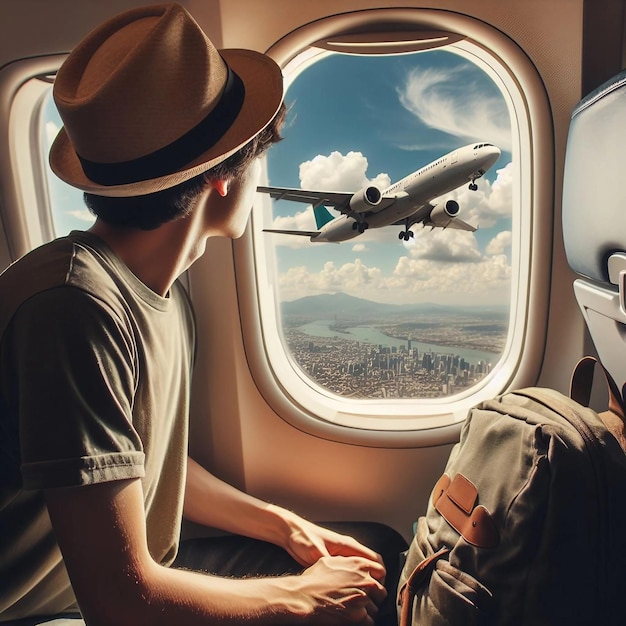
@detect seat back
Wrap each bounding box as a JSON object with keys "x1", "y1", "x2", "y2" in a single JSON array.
[{"x1": 563, "y1": 69, "x2": 626, "y2": 389}]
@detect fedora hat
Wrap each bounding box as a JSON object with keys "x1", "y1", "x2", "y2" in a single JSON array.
[{"x1": 49, "y1": 3, "x2": 283, "y2": 197}]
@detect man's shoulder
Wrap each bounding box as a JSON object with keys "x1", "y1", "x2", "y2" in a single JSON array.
[
  {"x1": 0, "y1": 235, "x2": 75, "y2": 283},
  {"x1": 0, "y1": 233, "x2": 120, "y2": 336}
]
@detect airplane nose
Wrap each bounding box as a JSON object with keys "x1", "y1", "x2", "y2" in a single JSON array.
[{"x1": 486, "y1": 145, "x2": 501, "y2": 166}]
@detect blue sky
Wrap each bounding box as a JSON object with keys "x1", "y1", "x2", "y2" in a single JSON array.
[
  {"x1": 42, "y1": 96, "x2": 94, "y2": 236},
  {"x1": 260, "y1": 49, "x2": 514, "y2": 306}
]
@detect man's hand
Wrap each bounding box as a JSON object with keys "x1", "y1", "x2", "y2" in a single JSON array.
[
  {"x1": 292, "y1": 554, "x2": 387, "y2": 625},
  {"x1": 184, "y1": 461, "x2": 386, "y2": 582},
  {"x1": 280, "y1": 512, "x2": 385, "y2": 577}
]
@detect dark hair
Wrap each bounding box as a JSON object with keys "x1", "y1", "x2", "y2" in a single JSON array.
[{"x1": 83, "y1": 103, "x2": 286, "y2": 230}]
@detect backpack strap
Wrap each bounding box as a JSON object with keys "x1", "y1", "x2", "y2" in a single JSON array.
[
  {"x1": 397, "y1": 547, "x2": 450, "y2": 626},
  {"x1": 570, "y1": 356, "x2": 626, "y2": 451}
]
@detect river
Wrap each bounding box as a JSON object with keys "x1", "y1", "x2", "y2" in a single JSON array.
[{"x1": 297, "y1": 319, "x2": 500, "y2": 365}]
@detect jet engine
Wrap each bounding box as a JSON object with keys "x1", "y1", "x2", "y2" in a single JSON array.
[
  {"x1": 348, "y1": 185, "x2": 382, "y2": 214},
  {"x1": 427, "y1": 199, "x2": 460, "y2": 227}
]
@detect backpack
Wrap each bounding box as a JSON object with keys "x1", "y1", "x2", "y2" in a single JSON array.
[{"x1": 397, "y1": 357, "x2": 626, "y2": 626}]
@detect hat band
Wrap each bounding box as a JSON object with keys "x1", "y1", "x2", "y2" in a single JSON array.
[{"x1": 77, "y1": 66, "x2": 245, "y2": 187}]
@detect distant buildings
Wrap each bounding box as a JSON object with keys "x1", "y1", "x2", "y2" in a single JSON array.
[{"x1": 286, "y1": 328, "x2": 494, "y2": 399}]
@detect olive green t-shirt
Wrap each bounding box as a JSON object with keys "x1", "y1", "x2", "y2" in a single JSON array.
[{"x1": 0, "y1": 231, "x2": 195, "y2": 621}]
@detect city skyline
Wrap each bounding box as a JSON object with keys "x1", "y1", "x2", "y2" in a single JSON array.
[
  {"x1": 280, "y1": 291, "x2": 506, "y2": 399},
  {"x1": 284, "y1": 325, "x2": 497, "y2": 400}
]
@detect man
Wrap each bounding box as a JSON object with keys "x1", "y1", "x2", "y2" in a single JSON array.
[{"x1": 0, "y1": 4, "x2": 406, "y2": 625}]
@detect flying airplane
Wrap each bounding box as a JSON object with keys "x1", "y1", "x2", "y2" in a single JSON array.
[{"x1": 259, "y1": 142, "x2": 501, "y2": 242}]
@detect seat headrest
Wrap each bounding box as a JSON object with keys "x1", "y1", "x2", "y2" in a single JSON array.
[{"x1": 563, "y1": 69, "x2": 626, "y2": 284}]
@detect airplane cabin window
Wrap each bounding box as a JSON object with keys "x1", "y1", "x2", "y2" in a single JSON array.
[
  {"x1": 240, "y1": 9, "x2": 551, "y2": 435},
  {"x1": 259, "y1": 50, "x2": 511, "y2": 401},
  {"x1": 40, "y1": 89, "x2": 94, "y2": 236},
  {"x1": 3, "y1": 67, "x2": 92, "y2": 253}
]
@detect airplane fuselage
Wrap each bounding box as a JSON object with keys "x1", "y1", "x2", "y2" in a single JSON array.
[{"x1": 313, "y1": 143, "x2": 500, "y2": 242}]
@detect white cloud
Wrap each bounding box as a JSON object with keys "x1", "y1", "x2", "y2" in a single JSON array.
[
  {"x1": 277, "y1": 254, "x2": 511, "y2": 305},
  {"x1": 486, "y1": 230, "x2": 512, "y2": 255},
  {"x1": 299, "y1": 151, "x2": 391, "y2": 191},
  {"x1": 279, "y1": 259, "x2": 383, "y2": 296},
  {"x1": 263, "y1": 207, "x2": 317, "y2": 249},
  {"x1": 352, "y1": 243, "x2": 367, "y2": 253},
  {"x1": 486, "y1": 162, "x2": 514, "y2": 215},
  {"x1": 387, "y1": 254, "x2": 511, "y2": 303},
  {"x1": 404, "y1": 228, "x2": 482, "y2": 263},
  {"x1": 66, "y1": 209, "x2": 94, "y2": 223},
  {"x1": 46, "y1": 121, "x2": 60, "y2": 148},
  {"x1": 271, "y1": 208, "x2": 316, "y2": 230},
  {"x1": 397, "y1": 66, "x2": 511, "y2": 152}
]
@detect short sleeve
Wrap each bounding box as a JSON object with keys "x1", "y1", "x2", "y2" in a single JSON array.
[{"x1": 5, "y1": 286, "x2": 145, "y2": 489}]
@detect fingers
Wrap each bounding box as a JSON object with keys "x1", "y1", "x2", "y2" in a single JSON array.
[
  {"x1": 326, "y1": 533, "x2": 381, "y2": 561},
  {"x1": 349, "y1": 545, "x2": 385, "y2": 573},
  {"x1": 363, "y1": 570, "x2": 387, "y2": 606},
  {"x1": 325, "y1": 535, "x2": 386, "y2": 578},
  {"x1": 328, "y1": 555, "x2": 388, "y2": 605},
  {"x1": 342, "y1": 589, "x2": 379, "y2": 625},
  {"x1": 365, "y1": 555, "x2": 386, "y2": 584},
  {"x1": 300, "y1": 555, "x2": 388, "y2": 624},
  {"x1": 347, "y1": 552, "x2": 386, "y2": 585},
  {"x1": 342, "y1": 556, "x2": 387, "y2": 604}
]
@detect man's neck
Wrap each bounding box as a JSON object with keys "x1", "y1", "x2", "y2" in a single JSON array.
[{"x1": 88, "y1": 214, "x2": 208, "y2": 297}]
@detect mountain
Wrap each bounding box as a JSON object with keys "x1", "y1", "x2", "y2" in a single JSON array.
[{"x1": 280, "y1": 292, "x2": 508, "y2": 320}]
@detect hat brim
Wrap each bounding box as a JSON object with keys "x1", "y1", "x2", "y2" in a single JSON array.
[{"x1": 49, "y1": 49, "x2": 283, "y2": 197}]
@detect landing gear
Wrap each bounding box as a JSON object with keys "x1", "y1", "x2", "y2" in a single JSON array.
[
  {"x1": 398, "y1": 217, "x2": 416, "y2": 241},
  {"x1": 469, "y1": 170, "x2": 484, "y2": 191}
]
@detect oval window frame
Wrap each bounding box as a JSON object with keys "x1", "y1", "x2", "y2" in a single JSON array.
[{"x1": 227, "y1": 8, "x2": 551, "y2": 444}]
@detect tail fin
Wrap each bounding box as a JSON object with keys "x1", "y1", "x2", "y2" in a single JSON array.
[{"x1": 313, "y1": 205, "x2": 335, "y2": 229}]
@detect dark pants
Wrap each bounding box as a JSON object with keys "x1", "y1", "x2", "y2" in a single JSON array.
[{"x1": 174, "y1": 521, "x2": 408, "y2": 626}]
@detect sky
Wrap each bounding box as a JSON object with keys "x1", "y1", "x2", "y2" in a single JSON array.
[
  {"x1": 41, "y1": 46, "x2": 514, "y2": 309},
  {"x1": 259, "y1": 48, "x2": 514, "y2": 307},
  {"x1": 43, "y1": 96, "x2": 94, "y2": 235}
]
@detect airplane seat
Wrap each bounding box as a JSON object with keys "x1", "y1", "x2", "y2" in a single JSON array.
[{"x1": 562, "y1": 68, "x2": 626, "y2": 389}]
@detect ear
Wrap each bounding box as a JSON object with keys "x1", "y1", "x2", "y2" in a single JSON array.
[{"x1": 209, "y1": 178, "x2": 229, "y2": 197}]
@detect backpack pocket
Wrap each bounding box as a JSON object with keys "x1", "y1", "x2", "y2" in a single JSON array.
[
  {"x1": 424, "y1": 558, "x2": 493, "y2": 625},
  {"x1": 399, "y1": 517, "x2": 493, "y2": 626}
]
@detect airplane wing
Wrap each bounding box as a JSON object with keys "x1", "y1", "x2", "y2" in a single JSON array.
[
  {"x1": 257, "y1": 186, "x2": 353, "y2": 210},
  {"x1": 401, "y1": 216, "x2": 477, "y2": 232},
  {"x1": 443, "y1": 218, "x2": 478, "y2": 232},
  {"x1": 257, "y1": 185, "x2": 398, "y2": 214},
  {"x1": 263, "y1": 228, "x2": 320, "y2": 237}
]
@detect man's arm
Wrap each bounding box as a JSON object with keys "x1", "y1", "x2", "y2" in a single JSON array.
[
  {"x1": 45, "y1": 477, "x2": 386, "y2": 626},
  {"x1": 184, "y1": 457, "x2": 386, "y2": 569}
]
